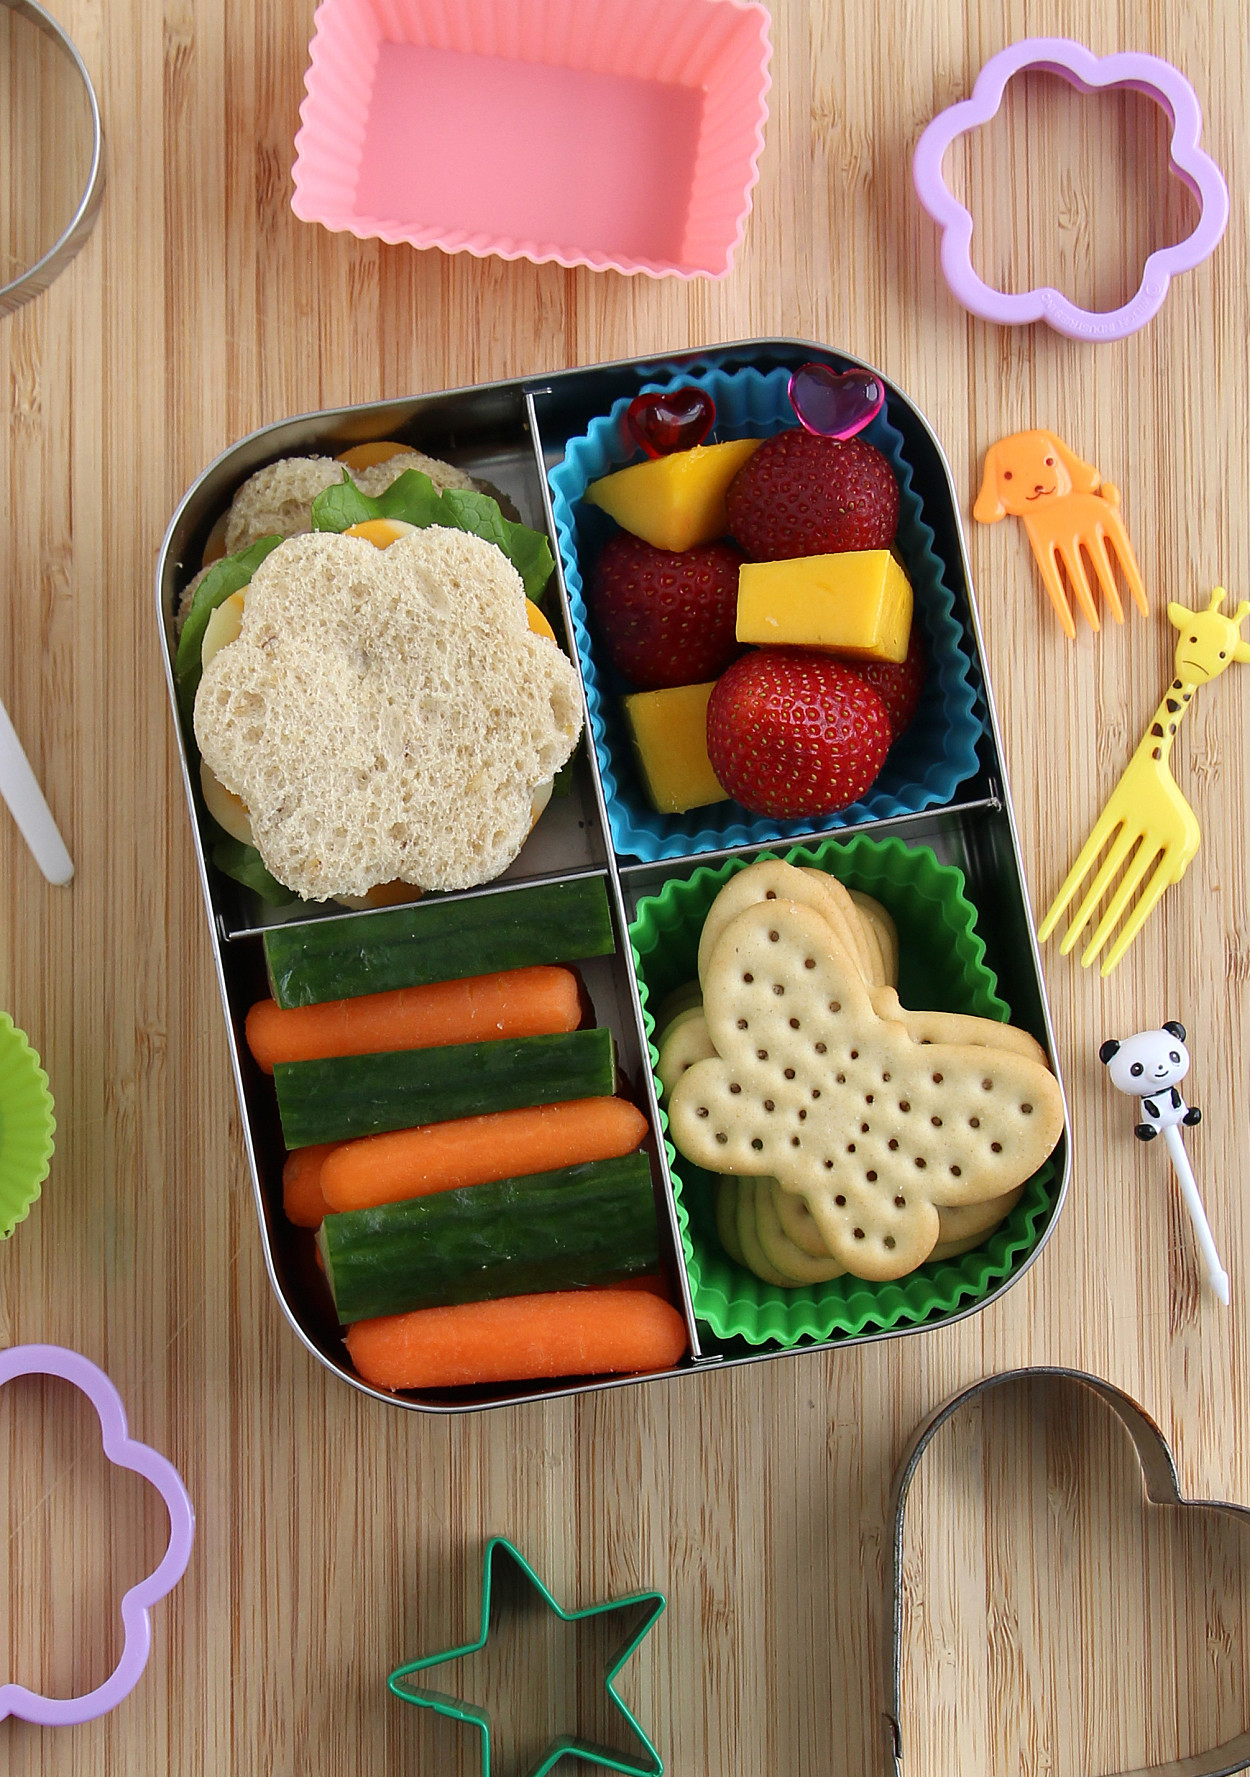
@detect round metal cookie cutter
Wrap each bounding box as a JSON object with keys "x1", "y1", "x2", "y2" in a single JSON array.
[{"x1": 0, "y1": 0, "x2": 104, "y2": 318}]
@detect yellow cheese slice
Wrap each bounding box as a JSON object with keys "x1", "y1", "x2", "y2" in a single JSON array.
[
  {"x1": 201, "y1": 590, "x2": 246, "y2": 668},
  {"x1": 334, "y1": 881, "x2": 424, "y2": 910},
  {"x1": 736, "y1": 550, "x2": 913, "y2": 663},
  {"x1": 200, "y1": 510, "x2": 231, "y2": 568},
  {"x1": 526, "y1": 602, "x2": 557, "y2": 643},
  {"x1": 343, "y1": 517, "x2": 419, "y2": 549},
  {"x1": 623, "y1": 681, "x2": 730, "y2": 815},
  {"x1": 585, "y1": 439, "x2": 761, "y2": 552},
  {"x1": 336, "y1": 440, "x2": 410, "y2": 470},
  {"x1": 200, "y1": 757, "x2": 254, "y2": 846}
]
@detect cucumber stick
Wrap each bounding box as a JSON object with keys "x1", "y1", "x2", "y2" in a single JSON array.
[
  {"x1": 318, "y1": 1152, "x2": 658, "y2": 1322},
  {"x1": 264, "y1": 877, "x2": 615, "y2": 1008},
  {"x1": 274, "y1": 1026, "x2": 615, "y2": 1147}
]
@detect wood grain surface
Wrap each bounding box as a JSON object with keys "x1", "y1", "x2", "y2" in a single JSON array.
[{"x1": 1, "y1": 1, "x2": 1248, "y2": 1771}]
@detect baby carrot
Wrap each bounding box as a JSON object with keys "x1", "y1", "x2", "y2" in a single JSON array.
[
  {"x1": 282, "y1": 1143, "x2": 336, "y2": 1228},
  {"x1": 319, "y1": 1096, "x2": 648, "y2": 1213},
  {"x1": 245, "y1": 965, "x2": 581, "y2": 1073},
  {"x1": 345, "y1": 1289, "x2": 689, "y2": 1392},
  {"x1": 605, "y1": 1274, "x2": 672, "y2": 1298}
]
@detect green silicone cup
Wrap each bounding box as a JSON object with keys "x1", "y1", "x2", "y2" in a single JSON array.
[
  {"x1": 629, "y1": 836, "x2": 1059, "y2": 1348},
  {"x1": 0, "y1": 1013, "x2": 56, "y2": 1238}
]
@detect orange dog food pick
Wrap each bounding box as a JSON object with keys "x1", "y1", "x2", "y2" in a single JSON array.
[{"x1": 973, "y1": 429, "x2": 1148, "y2": 638}]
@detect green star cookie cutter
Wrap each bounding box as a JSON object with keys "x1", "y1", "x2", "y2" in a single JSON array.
[{"x1": 387, "y1": 1536, "x2": 665, "y2": 1777}]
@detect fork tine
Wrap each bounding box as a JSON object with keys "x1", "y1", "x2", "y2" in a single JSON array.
[
  {"x1": 1104, "y1": 521, "x2": 1149, "y2": 617},
  {"x1": 1098, "y1": 854, "x2": 1178, "y2": 975},
  {"x1": 1058, "y1": 542, "x2": 1102, "y2": 630},
  {"x1": 1078, "y1": 842, "x2": 1163, "y2": 967},
  {"x1": 1031, "y1": 540, "x2": 1078, "y2": 638},
  {"x1": 1037, "y1": 815, "x2": 1125, "y2": 941},
  {"x1": 1058, "y1": 823, "x2": 1139, "y2": 946},
  {"x1": 1085, "y1": 530, "x2": 1125, "y2": 624}
]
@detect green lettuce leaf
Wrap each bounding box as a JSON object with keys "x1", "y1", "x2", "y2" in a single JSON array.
[
  {"x1": 310, "y1": 470, "x2": 555, "y2": 601},
  {"x1": 211, "y1": 835, "x2": 299, "y2": 908},
  {"x1": 174, "y1": 535, "x2": 283, "y2": 722}
]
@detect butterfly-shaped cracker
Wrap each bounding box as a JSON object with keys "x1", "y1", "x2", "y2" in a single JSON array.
[{"x1": 668, "y1": 899, "x2": 1064, "y2": 1280}]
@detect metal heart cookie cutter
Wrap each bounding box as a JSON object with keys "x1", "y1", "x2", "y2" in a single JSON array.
[
  {"x1": 0, "y1": 1344, "x2": 195, "y2": 1725},
  {"x1": 887, "y1": 1367, "x2": 1250, "y2": 1777},
  {"x1": 912, "y1": 38, "x2": 1229, "y2": 342}
]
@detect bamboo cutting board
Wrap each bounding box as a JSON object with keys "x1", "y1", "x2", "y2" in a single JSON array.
[{"x1": 1, "y1": 1, "x2": 1248, "y2": 1772}]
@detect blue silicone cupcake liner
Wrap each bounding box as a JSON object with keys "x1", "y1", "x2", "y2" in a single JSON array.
[
  {"x1": 629, "y1": 835, "x2": 1060, "y2": 1347},
  {"x1": 549, "y1": 363, "x2": 984, "y2": 863}
]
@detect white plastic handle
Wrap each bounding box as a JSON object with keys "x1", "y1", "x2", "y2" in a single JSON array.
[
  {"x1": 0, "y1": 692, "x2": 73, "y2": 885},
  {"x1": 1163, "y1": 1123, "x2": 1230, "y2": 1306}
]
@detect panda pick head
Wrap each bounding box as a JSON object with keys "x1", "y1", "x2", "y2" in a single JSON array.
[{"x1": 1099, "y1": 1022, "x2": 1192, "y2": 1109}]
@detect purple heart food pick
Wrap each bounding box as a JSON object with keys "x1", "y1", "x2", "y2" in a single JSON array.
[
  {"x1": 788, "y1": 363, "x2": 885, "y2": 441},
  {"x1": 626, "y1": 388, "x2": 716, "y2": 458}
]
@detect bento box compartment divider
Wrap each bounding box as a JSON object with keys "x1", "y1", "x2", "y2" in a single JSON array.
[
  {"x1": 222, "y1": 863, "x2": 615, "y2": 947},
  {"x1": 613, "y1": 793, "x2": 1007, "y2": 899}
]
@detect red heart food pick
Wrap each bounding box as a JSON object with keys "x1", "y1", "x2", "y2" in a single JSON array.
[
  {"x1": 788, "y1": 363, "x2": 885, "y2": 441},
  {"x1": 626, "y1": 388, "x2": 716, "y2": 458}
]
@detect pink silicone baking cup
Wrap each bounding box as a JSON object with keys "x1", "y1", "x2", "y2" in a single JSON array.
[{"x1": 290, "y1": 0, "x2": 772, "y2": 278}]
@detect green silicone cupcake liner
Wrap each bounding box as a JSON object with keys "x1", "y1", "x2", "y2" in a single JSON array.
[
  {"x1": 629, "y1": 836, "x2": 1059, "y2": 1348},
  {"x1": 0, "y1": 1012, "x2": 56, "y2": 1238}
]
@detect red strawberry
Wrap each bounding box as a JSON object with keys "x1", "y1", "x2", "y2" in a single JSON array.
[
  {"x1": 725, "y1": 430, "x2": 899, "y2": 560},
  {"x1": 850, "y1": 629, "x2": 926, "y2": 740},
  {"x1": 706, "y1": 649, "x2": 892, "y2": 819},
  {"x1": 588, "y1": 533, "x2": 745, "y2": 690}
]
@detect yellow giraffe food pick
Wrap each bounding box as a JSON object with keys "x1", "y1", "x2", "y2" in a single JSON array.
[
  {"x1": 1039, "y1": 588, "x2": 1250, "y2": 973},
  {"x1": 973, "y1": 429, "x2": 1149, "y2": 638}
]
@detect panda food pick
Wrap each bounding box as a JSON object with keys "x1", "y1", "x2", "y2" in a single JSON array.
[{"x1": 1099, "y1": 1023, "x2": 1229, "y2": 1307}]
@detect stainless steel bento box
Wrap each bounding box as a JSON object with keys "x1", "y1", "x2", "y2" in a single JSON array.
[{"x1": 157, "y1": 339, "x2": 1070, "y2": 1413}]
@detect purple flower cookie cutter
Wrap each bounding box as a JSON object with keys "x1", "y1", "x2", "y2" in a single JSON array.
[
  {"x1": 0, "y1": 1344, "x2": 195, "y2": 1725},
  {"x1": 912, "y1": 38, "x2": 1229, "y2": 342}
]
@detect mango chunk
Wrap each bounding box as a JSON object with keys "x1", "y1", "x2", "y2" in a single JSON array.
[
  {"x1": 585, "y1": 439, "x2": 761, "y2": 552},
  {"x1": 736, "y1": 550, "x2": 913, "y2": 663},
  {"x1": 623, "y1": 681, "x2": 730, "y2": 815}
]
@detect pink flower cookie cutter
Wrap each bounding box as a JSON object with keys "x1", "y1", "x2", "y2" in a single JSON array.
[
  {"x1": 0, "y1": 1344, "x2": 195, "y2": 1726},
  {"x1": 912, "y1": 38, "x2": 1229, "y2": 342}
]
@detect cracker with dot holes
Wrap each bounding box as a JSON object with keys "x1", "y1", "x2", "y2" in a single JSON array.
[{"x1": 668, "y1": 898, "x2": 1064, "y2": 1280}]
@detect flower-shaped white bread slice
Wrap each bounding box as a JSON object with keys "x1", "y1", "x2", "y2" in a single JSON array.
[
  {"x1": 668, "y1": 900, "x2": 1065, "y2": 1280},
  {"x1": 193, "y1": 528, "x2": 583, "y2": 900},
  {"x1": 222, "y1": 450, "x2": 475, "y2": 553}
]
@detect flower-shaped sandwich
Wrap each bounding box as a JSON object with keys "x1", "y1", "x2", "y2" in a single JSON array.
[{"x1": 194, "y1": 528, "x2": 583, "y2": 901}]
